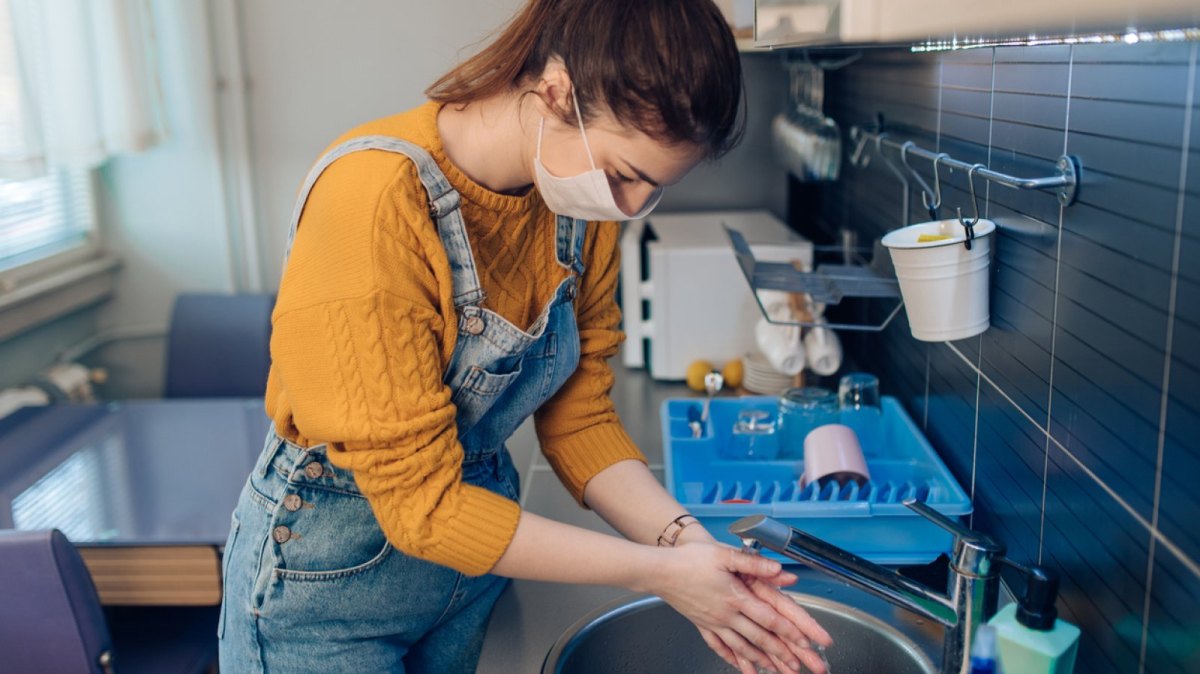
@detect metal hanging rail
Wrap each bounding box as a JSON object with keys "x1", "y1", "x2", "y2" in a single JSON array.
[{"x1": 848, "y1": 126, "x2": 1082, "y2": 207}]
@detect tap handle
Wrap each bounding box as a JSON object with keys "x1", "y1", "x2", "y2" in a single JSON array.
[{"x1": 903, "y1": 499, "x2": 1003, "y2": 552}]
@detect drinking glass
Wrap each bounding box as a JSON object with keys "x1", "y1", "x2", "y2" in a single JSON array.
[
  {"x1": 838, "y1": 372, "x2": 883, "y2": 451},
  {"x1": 778, "y1": 387, "x2": 838, "y2": 459},
  {"x1": 723, "y1": 409, "x2": 780, "y2": 460}
]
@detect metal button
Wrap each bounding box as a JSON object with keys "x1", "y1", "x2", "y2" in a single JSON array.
[
  {"x1": 464, "y1": 315, "x2": 485, "y2": 336},
  {"x1": 303, "y1": 462, "x2": 324, "y2": 479},
  {"x1": 283, "y1": 494, "x2": 303, "y2": 512},
  {"x1": 272, "y1": 525, "x2": 292, "y2": 544},
  {"x1": 565, "y1": 284, "x2": 577, "y2": 301}
]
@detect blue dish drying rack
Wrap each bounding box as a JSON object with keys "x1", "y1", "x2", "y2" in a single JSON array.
[{"x1": 662, "y1": 396, "x2": 971, "y2": 566}]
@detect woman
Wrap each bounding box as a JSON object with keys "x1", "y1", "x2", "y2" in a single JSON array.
[{"x1": 218, "y1": 1, "x2": 832, "y2": 672}]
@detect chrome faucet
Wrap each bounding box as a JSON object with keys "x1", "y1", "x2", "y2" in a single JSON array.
[{"x1": 730, "y1": 499, "x2": 1005, "y2": 674}]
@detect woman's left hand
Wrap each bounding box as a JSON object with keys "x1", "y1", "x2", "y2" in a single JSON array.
[{"x1": 672, "y1": 525, "x2": 833, "y2": 673}]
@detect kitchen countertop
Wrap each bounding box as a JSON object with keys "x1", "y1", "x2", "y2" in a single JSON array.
[{"x1": 476, "y1": 365, "x2": 992, "y2": 673}]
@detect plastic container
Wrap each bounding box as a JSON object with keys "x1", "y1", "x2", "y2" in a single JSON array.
[
  {"x1": 881, "y1": 219, "x2": 996, "y2": 342},
  {"x1": 662, "y1": 395, "x2": 972, "y2": 565}
]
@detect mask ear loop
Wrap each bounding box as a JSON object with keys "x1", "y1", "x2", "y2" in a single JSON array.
[{"x1": 569, "y1": 86, "x2": 598, "y2": 171}]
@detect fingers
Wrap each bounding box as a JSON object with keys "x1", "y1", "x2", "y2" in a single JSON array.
[
  {"x1": 725, "y1": 546, "x2": 788, "y2": 580},
  {"x1": 745, "y1": 578, "x2": 834, "y2": 648},
  {"x1": 718, "y1": 627, "x2": 782, "y2": 674},
  {"x1": 699, "y1": 627, "x2": 739, "y2": 670},
  {"x1": 729, "y1": 613, "x2": 803, "y2": 672},
  {"x1": 763, "y1": 570, "x2": 799, "y2": 587}
]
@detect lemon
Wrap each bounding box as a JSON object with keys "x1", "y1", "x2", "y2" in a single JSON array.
[
  {"x1": 917, "y1": 233, "x2": 953, "y2": 243},
  {"x1": 685, "y1": 360, "x2": 715, "y2": 392},
  {"x1": 722, "y1": 358, "x2": 744, "y2": 389}
]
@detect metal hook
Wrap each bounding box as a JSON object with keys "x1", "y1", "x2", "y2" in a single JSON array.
[
  {"x1": 956, "y1": 164, "x2": 984, "y2": 228},
  {"x1": 876, "y1": 133, "x2": 912, "y2": 226},
  {"x1": 922, "y1": 153, "x2": 949, "y2": 213},
  {"x1": 956, "y1": 163, "x2": 986, "y2": 250},
  {"x1": 900, "y1": 142, "x2": 939, "y2": 220},
  {"x1": 849, "y1": 127, "x2": 872, "y2": 168}
]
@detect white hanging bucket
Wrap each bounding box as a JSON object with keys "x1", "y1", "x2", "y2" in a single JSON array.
[{"x1": 881, "y1": 219, "x2": 996, "y2": 342}]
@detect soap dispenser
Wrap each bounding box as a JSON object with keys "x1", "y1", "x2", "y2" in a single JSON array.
[{"x1": 988, "y1": 564, "x2": 1080, "y2": 674}]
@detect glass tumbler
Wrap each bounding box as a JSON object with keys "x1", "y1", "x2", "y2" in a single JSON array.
[
  {"x1": 838, "y1": 372, "x2": 883, "y2": 451},
  {"x1": 722, "y1": 409, "x2": 780, "y2": 460},
  {"x1": 778, "y1": 387, "x2": 839, "y2": 459}
]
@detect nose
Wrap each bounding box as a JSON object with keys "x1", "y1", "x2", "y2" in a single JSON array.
[{"x1": 618, "y1": 183, "x2": 661, "y2": 217}]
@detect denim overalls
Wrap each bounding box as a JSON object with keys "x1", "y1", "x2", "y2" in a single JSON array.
[{"x1": 218, "y1": 136, "x2": 585, "y2": 673}]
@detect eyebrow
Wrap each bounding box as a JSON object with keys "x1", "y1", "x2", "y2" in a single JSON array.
[{"x1": 625, "y1": 161, "x2": 661, "y2": 188}]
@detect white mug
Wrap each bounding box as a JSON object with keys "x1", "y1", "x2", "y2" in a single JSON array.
[{"x1": 804, "y1": 320, "x2": 842, "y2": 376}]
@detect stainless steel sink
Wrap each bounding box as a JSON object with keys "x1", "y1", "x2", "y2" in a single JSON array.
[{"x1": 542, "y1": 590, "x2": 939, "y2": 674}]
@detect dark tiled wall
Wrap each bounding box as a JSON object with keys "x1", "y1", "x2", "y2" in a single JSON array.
[{"x1": 813, "y1": 42, "x2": 1199, "y2": 674}]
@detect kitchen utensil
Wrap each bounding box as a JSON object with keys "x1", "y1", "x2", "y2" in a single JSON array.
[
  {"x1": 881, "y1": 218, "x2": 996, "y2": 342},
  {"x1": 779, "y1": 386, "x2": 839, "y2": 460},
  {"x1": 804, "y1": 320, "x2": 843, "y2": 376},
  {"x1": 687, "y1": 404, "x2": 704, "y2": 439},
  {"x1": 839, "y1": 372, "x2": 883, "y2": 451},
  {"x1": 772, "y1": 62, "x2": 841, "y2": 182},
  {"x1": 742, "y1": 352, "x2": 795, "y2": 395},
  {"x1": 802, "y1": 423, "x2": 870, "y2": 488},
  {"x1": 754, "y1": 290, "x2": 805, "y2": 376},
  {"x1": 724, "y1": 409, "x2": 780, "y2": 460},
  {"x1": 838, "y1": 372, "x2": 880, "y2": 410},
  {"x1": 700, "y1": 370, "x2": 724, "y2": 433}
]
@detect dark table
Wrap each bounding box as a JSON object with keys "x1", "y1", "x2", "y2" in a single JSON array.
[{"x1": 0, "y1": 398, "x2": 271, "y2": 605}]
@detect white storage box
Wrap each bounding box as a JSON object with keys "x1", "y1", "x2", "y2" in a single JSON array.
[{"x1": 620, "y1": 210, "x2": 811, "y2": 381}]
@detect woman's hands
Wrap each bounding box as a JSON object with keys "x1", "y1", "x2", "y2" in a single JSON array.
[{"x1": 644, "y1": 539, "x2": 833, "y2": 674}]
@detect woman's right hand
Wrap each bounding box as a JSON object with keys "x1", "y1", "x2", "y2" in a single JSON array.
[{"x1": 645, "y1": 542, "x2": 833, "y2": 674}]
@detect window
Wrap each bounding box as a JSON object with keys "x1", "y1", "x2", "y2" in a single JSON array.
[
  {"x1": 0, "y1": 169, "x2": 98, "y2": 277},
  {"x1": 0, "y1": 0, "x2": 100, "y2": 281}
]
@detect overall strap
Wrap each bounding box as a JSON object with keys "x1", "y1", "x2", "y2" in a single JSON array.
[
  {"x1": 281, "y1": 135, "x2": 485, "y2": 307},
  {"x1": 553, "y1": 215, "x2": 588, "y2": 276}
]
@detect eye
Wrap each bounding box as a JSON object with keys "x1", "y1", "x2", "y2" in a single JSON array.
[{"x1": 608, "y1": 171, "x2": 636, "y2": 184}]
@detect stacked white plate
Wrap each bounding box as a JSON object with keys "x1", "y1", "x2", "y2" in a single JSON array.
[{"x1": 741, "y1": 352, "x2": 795, "y2": 395}]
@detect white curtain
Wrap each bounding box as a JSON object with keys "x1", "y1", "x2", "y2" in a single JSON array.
[{"x1": 0, "y1": 0, "x2": 165, "y2": 179}]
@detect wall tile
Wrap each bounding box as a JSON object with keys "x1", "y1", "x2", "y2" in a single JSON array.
[
  {"x1": 1043, "y1": 453, "x2": 1148, "y2": 673},
  {"x1": 1071, "y1": 64, "x2": 1192, "y2": 105},
  {"x1": 991, "y1": 91, "x2": 1068, "y2": 128},
  {"x1": 994, "y1": 62, "x2": 1070, "y2": 96},
  {"x1": 1047, "y1": 361, "x2": 1159, "y2": 518},
  {"x1": 1145, "y1": 550, "x2": 1200, "y2": 674},
  {"x1": 816, "y1": 42, "x2": 1199, "y2": 674}
]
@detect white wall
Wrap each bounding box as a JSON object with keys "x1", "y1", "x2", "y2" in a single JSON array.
[
  {"x1": 239, "y1": 0, "x2": 788, "y2": 285},
  {"x1": 87, "y1": 1, "x2": 232, "y2": 397},
  {"x1": 239, "y1": 0, "x2": 528, "y2": 283},
  {"x1": 65, "y1": 0, "x2": 787, "y2": 397}
]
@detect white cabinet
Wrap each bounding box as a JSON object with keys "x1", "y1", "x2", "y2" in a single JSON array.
[{"x1": 756, "y1": 0, "x2": 1200, "y2": 48}]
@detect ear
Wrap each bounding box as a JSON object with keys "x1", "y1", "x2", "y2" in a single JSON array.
[{"x1": 531, "y1": 56, "x2": 575, "y2": 122}]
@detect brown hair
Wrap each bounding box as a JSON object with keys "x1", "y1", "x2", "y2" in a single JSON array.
[{"x1": 426, "y1": 0, "x2": 744, "y2": 159}]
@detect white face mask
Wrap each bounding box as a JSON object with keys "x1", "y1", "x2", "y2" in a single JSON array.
[{"x1": 533, "y1": 89, "x2": 664, "y2": 221}]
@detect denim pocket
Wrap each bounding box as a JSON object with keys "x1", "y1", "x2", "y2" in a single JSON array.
[
  {"x1": 451, "y1": 362, "x2": 524, "y2": 433},
  {"x1": 271, "y1": 485, "x2": 392, "y2": 583},
  {"x1": 217, "y1": 511, "x2": 240, "y2": 639}
]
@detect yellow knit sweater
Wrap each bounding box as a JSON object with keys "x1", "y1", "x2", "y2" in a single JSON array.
[{"x1": 264, "y1": 101, "x2": 646, "y2": 576}]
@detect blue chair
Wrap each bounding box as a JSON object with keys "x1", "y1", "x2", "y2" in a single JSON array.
[
  {"x1": 0, "y1": 529, "x2": 114, "y2": 673},
  {"x1": 164, "y1": 293, "x2": 275, "y2": 398},
  {"x1": 0, "y1": 529, "x2": 219, "y2": 674}
]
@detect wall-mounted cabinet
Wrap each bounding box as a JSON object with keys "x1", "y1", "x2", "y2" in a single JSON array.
[{"x1": 755, "y1": 0, "x2": 1200, "y2": 48}]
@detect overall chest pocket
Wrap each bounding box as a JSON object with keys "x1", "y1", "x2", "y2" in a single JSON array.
[{"x1": 451, "y1": 361, "x2": 524, "y2": 435}]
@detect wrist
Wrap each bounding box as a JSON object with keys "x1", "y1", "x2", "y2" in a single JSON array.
[
  {"x1": 674, "y1": 521, "x2": 715, "y2": 546},
  {"x1": 655, "y1": 513, "x2": 702, "y2": 548},
  {"x1": 626, "y1": 544, "x2": 673, "y2": 595}
]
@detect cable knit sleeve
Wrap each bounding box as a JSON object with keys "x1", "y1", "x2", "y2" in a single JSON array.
[
  {"x1": 533, "y1": 221, "x2": 648, "y2": 506},
  {"x1": 269, "y1": 155, "x2": 520, "y2": 576}
]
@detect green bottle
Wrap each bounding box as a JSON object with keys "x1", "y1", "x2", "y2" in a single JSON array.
[{"x1": 988, "y1": 566, "x2": 1080, "y2": 674}]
